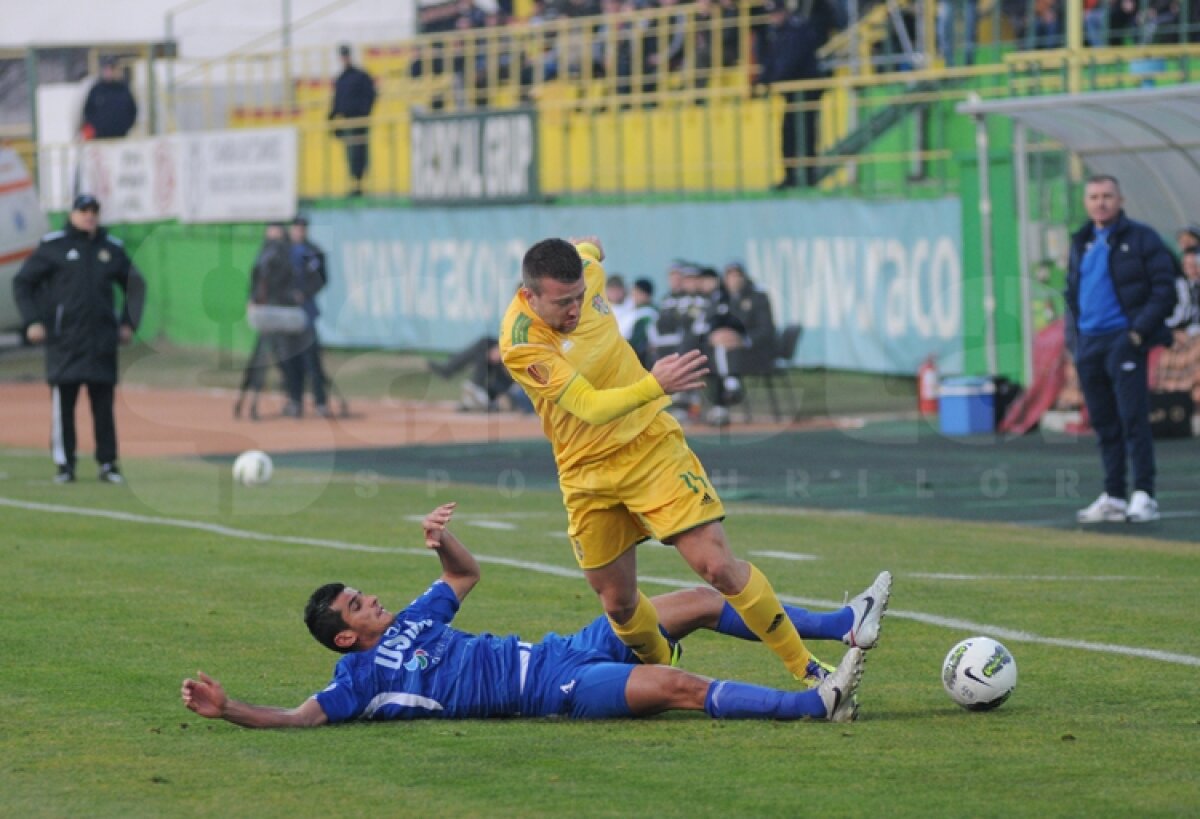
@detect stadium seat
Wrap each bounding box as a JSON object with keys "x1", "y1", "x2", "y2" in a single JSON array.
[{"x1": 738, "y1": 324, "x2": 803, "y2": 423}]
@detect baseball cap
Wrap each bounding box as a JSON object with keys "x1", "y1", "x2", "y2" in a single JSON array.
[{"x1": 72, "y1": 194, "x2": 100, "y2": 212}]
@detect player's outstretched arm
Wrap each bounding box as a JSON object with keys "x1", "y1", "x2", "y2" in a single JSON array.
[
  {"x1": 181, "y1": 671, "x2": 328, "y2": 729},
  {"x1": 423, "y1": 502, "x2": 480, "y2": 602}
]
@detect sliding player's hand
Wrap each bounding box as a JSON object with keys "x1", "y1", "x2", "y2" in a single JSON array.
[
  {"x1": 423, "y1": 502, "x2": 458, "y2": 549},
  {"x1": 182, "y1": 671, "x2": 227, "y2": 719},
  {"x1": 650, "y1": 350, "x2": 710, "y2": 395}
]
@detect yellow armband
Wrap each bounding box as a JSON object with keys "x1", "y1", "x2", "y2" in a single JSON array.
[{"x1": 556, "y1": 373, "x2": 664, "y2": 425}]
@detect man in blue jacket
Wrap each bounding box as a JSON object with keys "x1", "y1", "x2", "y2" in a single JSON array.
[{"x1": 1065, "y1": 175, "x2": 1178, "y2": 523}]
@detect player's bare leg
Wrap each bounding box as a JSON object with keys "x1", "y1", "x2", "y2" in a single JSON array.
[
  {"x1": 670, "y1": 521, "x2": 816, "y2": 681},
  {"x1": 585, "y1": 547, "x2": 673, "y2": 665}
]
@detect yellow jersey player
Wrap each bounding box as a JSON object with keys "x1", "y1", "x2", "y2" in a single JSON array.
[{"x1": 500, "y1": 237, "x2": 892, "y2": 684}]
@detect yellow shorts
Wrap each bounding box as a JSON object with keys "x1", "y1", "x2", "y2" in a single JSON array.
[{"x1": 559, "y1": 412, "x2": 726, "y2": 570}]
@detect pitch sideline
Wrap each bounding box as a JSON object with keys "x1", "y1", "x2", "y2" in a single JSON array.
[{"x1": 3, "y1": 495, "x2": 1198, "y2": 669}]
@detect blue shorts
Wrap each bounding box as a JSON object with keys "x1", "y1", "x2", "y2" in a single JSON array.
[{"x1": 522, "y1": 615, "x2": 638, "y2": 719}]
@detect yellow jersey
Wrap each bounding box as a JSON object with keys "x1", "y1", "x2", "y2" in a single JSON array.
[{"x1": 499, "y1": 247, "x2": 672, "y2": 472}]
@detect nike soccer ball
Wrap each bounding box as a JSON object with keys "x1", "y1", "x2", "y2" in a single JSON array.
[
  {"x1": 232, "y1": 450, "x2": 273, "y2": 486},
  {"x1": 942, "y1": 636, "x2": 1018, "y2": 711}
]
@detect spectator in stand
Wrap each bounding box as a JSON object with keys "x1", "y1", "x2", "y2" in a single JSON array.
[
  {"x1": 938, "y1": 0, "x2": 979, "y2": 65},
  {"x1": 1031, "y1": 0, "x2": 1065, "y2": 48},
  {"x1": 758, "y1": 0, "x2": 824, "y2": 189},
  {"x1": 723, "y1": 260, "x2": 778, "y2": 382},
  {"x1": 689, "y1": 267, "x2": 746, "y2": 426},
  {"x1": 607, "y1": 274, "x2": 634, "y2": 333},
  {"x1": 1107, "y1": 0, "x2": 1141, "y2": 44},
  {"x1": 627, "y1": 278, "x2": 660, "y2": 367},
  {"x1": 82, "y1": 57, "x2": 137, "y2": 140},
  {"x1": 1176, "y1": 224, "x2": 1200, "y2": 254},
  {"x1": 656, "y1": 263, "x2": 706, "y2": 358},
  {"x1": 328, "y1": 45, "x2": 377, "y2": 197}
]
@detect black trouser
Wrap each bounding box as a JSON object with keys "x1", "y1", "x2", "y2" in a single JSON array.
[
  {"x1": 781, "y1": 89, "x2": 821, "y2": 186},
  {"x1": 264, "y1": 331, "x2": 309, "y2": 405},
  {"x1": 341, "y1": 128, "x2": 369, "y2": 183},
  {"x1": 301, "y1": 331, "x2": 328, "y2": 407},
  {"x1": 1075, "y1": 330, "x2": 1156, "y2": 497},
  {"x1": 52, "y1": 381, "x2": 117, "y2": 469}
]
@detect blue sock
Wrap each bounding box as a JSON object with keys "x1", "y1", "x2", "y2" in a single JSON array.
[
  {"x1": 704, "y1": 680, "x2": 827, "y2": 720},
  {"x1": 717, "y1": 602, "x2": 854, "y2": 642}
]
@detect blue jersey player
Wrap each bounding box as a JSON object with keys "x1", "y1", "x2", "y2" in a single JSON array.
[{"x1": 182, "y1": 504, "x2": 891, "y2": 727}]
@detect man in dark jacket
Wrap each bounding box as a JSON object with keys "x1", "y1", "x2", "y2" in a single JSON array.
[
  {"x1": 289, "y1": 216, "x2": 330, "y2": 416},
  {"x1": 12, "y1": 194, "x2": 145, "y2": 483},
  {"x1": 758, "y1": 0, "x2": 825, "y2": 189},
  {"x1": 82, "y1": 58, "x2": 137, "y2": 139},
  {"x1": 1065, "y1": 175, "x2": 1178, "y2": 524},
  {"x1": 328, "y1": 44, "x2": 377, "y2": 197}
]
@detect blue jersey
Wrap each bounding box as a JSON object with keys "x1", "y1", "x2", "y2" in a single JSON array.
[{"x1": 312, "y1": 581, "x2": 637, "y2": 722}]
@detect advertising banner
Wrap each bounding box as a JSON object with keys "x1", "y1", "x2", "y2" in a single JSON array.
[
  {"x1": 411, "y1": 109, "x2": 538, "y2": 205},
  {"x1": 39, "y1": 128, "x2": 297, "y2": 224},
  {"x1": 311, "y1": 197, "x2": 964, "y2": 374}
]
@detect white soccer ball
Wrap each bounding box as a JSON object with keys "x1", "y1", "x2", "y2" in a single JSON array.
[
  {"x1": 232, "y1": 450, "x2": 273, "y2": 487},
  {"x1": 942, "y1": 636, "x2": 1018, "y2": 711}
]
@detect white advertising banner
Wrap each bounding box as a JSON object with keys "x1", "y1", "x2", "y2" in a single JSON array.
[
  {"x1": 178, "y1": 127, "x2": 297, "y2": 223},
  {"x1": 37, "y1": 127, "x2": 296, "y2": 224},
  {"x1": 79, "y1": 137, "x2": 181, "y2": 224}
]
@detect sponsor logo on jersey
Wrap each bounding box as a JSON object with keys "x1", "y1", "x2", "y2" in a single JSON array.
[
  {"x1": 560, "y1": 679, "x2": 577, "y2": 695},
  {"x1": 98, "y1": 248, "x2": 111, "y2": 263},
  {"x1": 66, "y1": 249, "x2": 80, "y2": 261},
  {"x1": 375, "y1": 618, "x2": 436, "y2": 670},
  {"x1": 700, "y1": 492, "x2": 716, "y2": 506},
  {"x1": 403, "y1": 649, "x2": 431, "y2": 672},
  {"x1": 527, "y1": 363, "x2": 550, "y2": 386},
  {"x1": 591, "y1": 294, "x2": 610, "y2": 316}
]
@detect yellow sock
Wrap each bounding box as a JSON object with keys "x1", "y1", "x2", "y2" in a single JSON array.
[
  {"x1": 724, "y1": 563, "x2": 811, "y2": 676},
  {"x1": 607, "y1": 591, "x2": 672, "y2": 665}
]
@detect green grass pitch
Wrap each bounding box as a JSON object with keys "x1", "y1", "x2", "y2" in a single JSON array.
[{"x1": 1, "y1": 449, "x2": 1197, "y2": 817}]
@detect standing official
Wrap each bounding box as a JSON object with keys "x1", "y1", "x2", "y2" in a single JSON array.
[
  {"x1": 1067, "y1": 175, "x2": 1178, "y2": 523},
  {"x1": 81, "y1": 57, "x2": 137, "y2": 139},
  {"x1": 328, "y1": 44, "x2": 377, "y2": 197},
  {"x1": 12, "y1": 194, "x2": 145, "y2": 483},
  {"x1": 289, "y1": 216, "x2": 330, "y2": 416}
]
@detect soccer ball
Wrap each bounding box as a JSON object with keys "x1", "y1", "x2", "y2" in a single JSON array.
[
  {"x1": 232, "y1": 450, "x2": 273, "y2": 487},
  {"x1": 942, "y1": 636, "x2": 1018, "y2": 711}
]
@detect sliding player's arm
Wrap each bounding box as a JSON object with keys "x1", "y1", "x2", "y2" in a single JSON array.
[
  {"x1": 421, "y1": 502, "x2": 479, "y2": 602},
  {"x1": 182, "y1": 671, "x2": 328, "y2": 729}
]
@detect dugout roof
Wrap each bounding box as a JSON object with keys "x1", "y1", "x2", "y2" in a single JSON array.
[{"x1": 959, "y1": 83, "x2": 1200, "y2": 234}]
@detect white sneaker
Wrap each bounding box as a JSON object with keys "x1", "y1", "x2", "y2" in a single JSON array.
[
  {"x1": 1076, "y1": 493, "x2": 1127, "y2": 523},
  {"x1": 817, "y1": 647, "x2": 865, "y2": 723},
  {"x1": 1126, "y1": 490, "x2": 1160, "y2": 523},
  {"x1": 842, "y1": 571, "x2": 892, "y2": 649}
]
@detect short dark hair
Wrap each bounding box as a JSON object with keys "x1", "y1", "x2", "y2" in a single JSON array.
[
  {"x1": 633, "y1": 278, "x2": 654, "y2": 297},
  {"x1": 522, "y1": 238, "x2": 583, "y2": 294},
  {"x1": 1086, "y1": 174, "x2": 1121, "y2": 191},
  {"x1": 305, "y1": 583, "x2": 353, "y2": 653}
]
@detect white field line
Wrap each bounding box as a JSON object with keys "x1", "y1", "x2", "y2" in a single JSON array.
[
  {"x1": 910, "y1": 573, "x2": 1150, "y2": 582},
  {"x1": 750, "y1": 550, "x2": 821, "y2": 561},
  {"x1": 3, "y1": 496, "x2": 1198, "y2": 668}
]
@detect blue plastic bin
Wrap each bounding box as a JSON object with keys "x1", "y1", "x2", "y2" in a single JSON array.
[{"x1": 939, "y1": 376, "x2": 996, "y2": 436}]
